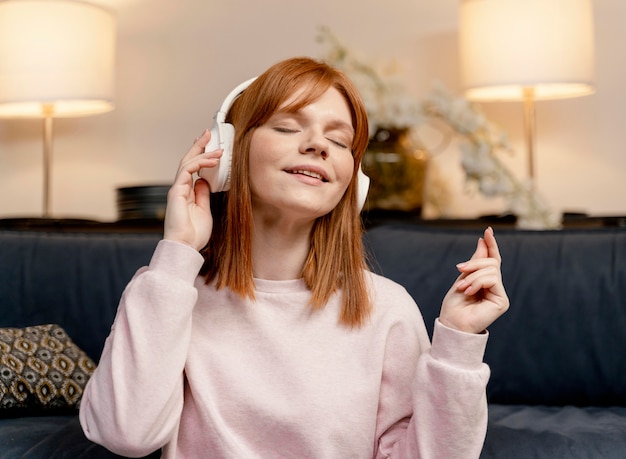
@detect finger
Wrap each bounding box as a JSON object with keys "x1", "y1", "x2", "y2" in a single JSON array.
[
  {"x1": 194, "y1": 178, "x2": 211, "y2": 212},
  {"x1": 176, "y1": 149, "x2": 223, "y2": 181},
  {"x1": 180, "y1": 129, "x2": 213, "y2": 165},
  {"x1": 180, "y1": 149, "x2": 222, "y2": 171},
  {"x1": 483, "y1": 226, "x2": 502, "y2": 262},
  {"x1": 465, "y1": 271, "x2": 508, "y2": 303},
  {"x1": 456, "y1": 257, "x2": 500, "y2": 274},
  {"x1": 469, "y1": 236, "x2": 489, "y2": 261},
  {"x1": 195, "y1": 128, "x2": 212, "y2": 149},
  {"x1": 456, "y1": 266, "x2": 500, "y2": 294}
]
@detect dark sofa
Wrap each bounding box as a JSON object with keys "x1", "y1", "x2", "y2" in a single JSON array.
[
  {"x1": 365, "y1": 224, "x2": 626, "y2": 459},
  {"x1": 1, "y1": 223, "x2": 625, "y2": 458},
  {"x1": 0, "y1": 229, "x2": 162, "y2": 459}
]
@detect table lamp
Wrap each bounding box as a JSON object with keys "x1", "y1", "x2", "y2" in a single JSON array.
[
  {"x1": 458, "y1": 0, "x2": 595, "y2": 184},
  {"x1": 0, "y1": 0, "x2": 116, "y2": 217}
]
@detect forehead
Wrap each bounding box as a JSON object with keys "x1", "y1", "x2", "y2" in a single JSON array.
[{"x1": 277, "y1": 86, "x2": 352, "y2": 123}]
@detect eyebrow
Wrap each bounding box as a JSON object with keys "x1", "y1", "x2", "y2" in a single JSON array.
[{"x1": 326, "y1": 119, "x2": 355, "y2": 135}]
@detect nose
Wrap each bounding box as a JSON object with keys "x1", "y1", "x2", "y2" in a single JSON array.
[{"x1": 301, "y1": 129, "x2": 329, "y2": 159}]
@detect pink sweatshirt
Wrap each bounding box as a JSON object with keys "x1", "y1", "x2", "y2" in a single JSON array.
[{"x1": 80, "y1": 240, "x2": 490, "y2": 458}]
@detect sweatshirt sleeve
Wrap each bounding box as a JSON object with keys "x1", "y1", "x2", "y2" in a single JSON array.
[
  {"x1": 378, "y1": 318, "x2": 490, "y2": 459},
  {"x1": 79, "y1": 240, "x2": 205, "y2": 457}
]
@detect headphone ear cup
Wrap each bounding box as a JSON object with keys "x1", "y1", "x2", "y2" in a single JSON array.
[
  {"x1": 356, "y1": 165, "x2": 370, "y2": 211},
  {"x1": 201, "y1": 121, "x2": 235, "y2": 192},
  {"x1": 198, "y1": 77, "x2": 257, "y2": 193}
]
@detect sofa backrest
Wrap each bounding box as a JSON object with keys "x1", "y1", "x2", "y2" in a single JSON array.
[
  {"x1": 3, "y1": 225, "x2": 626, "y2": 407},
  {"x1": 0, "y1": 230, "x2": 160, "y2": 362},
  {"x1": 364, "y1": 224, "x2": 626, "y2": 407}
]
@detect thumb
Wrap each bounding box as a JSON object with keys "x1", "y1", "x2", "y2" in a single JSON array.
[
  {"x1": 194, "y1": 178, "x2": 211, "y2": 212},
  {"x1": 470, "y1": 236, "x2": 489, "y2": 260}
]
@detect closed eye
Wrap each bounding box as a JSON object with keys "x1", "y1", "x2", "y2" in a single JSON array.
[
  {"x1": 274, "y1": 127, "x2": 348, "y2": 149},
  {"x1": 328, "y1": 138, "x2": 348, "y2": 149},
  {"x1": 274, "y1": 127, "x2": 299, "y2": 134}
]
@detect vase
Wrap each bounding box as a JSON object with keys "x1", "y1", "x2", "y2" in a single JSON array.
[{"x1": 362, "y1": 127, "x2": 427, "y2": 212}]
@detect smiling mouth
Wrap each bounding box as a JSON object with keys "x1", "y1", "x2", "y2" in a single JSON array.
[{"x1": 286, "y1": 169, "x2": 329, "y2": 182}]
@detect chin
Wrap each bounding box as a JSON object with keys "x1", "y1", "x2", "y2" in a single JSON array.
[{"x1": 289, "y1": 200, "x2": 336, "y2": 220}]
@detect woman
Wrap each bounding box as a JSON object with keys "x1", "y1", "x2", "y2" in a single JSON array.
[{"x1": 80, "y1": 57, "x2": 509, "y2": 458}]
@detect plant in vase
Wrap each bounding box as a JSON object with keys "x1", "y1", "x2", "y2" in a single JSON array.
[{"x1": 363, "y1": 127, "x2": 427, "y2": 211}]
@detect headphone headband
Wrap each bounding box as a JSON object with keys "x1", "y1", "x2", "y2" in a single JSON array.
[{"x1": 214, "y1": 77, "x2": 258, "y2": 123}]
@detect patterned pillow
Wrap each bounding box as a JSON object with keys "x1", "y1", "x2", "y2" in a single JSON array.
[{"x1": 0, "y1": 324, "x2": 96, "y2": 417}]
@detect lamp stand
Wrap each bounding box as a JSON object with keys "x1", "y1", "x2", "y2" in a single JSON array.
[
  {"x1": 42, "y1": 103, "x2": 54, "y2": 218},
  {"x1": 522, "y1": 87, "x2": 536, "y2": 185}
]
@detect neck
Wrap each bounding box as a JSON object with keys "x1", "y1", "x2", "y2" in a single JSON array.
[{"x1": 251, "y1": 212, "x2": 314, "y2": 281}]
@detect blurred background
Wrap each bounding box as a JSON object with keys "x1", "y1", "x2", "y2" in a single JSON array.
[{"x1": 0, "y1": 0, "x2": 623, "y2": 222}]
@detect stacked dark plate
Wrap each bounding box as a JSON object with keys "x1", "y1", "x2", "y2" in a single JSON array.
[{"x1": 116, "y1": 185, "x2": 170, "y2": 221}]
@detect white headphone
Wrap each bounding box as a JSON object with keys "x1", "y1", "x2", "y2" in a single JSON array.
[{"x1": 200, "y1": 78, "x2": 370, "y2": 211}]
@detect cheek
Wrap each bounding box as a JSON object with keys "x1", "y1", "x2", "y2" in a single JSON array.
[
  {"x1": 337, "y1": 154, "x2": 355, "y2": 189},
  {"x1": 247, "y1": 133, "x2": 282, "y2": 198},
  {"x1": 247, "y1": 135, "x2": 267, "y2": 185}
]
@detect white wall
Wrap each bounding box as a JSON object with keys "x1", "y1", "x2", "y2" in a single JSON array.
[{"x1": 0, "y1": 0, "x2": 623, "y2": 221}]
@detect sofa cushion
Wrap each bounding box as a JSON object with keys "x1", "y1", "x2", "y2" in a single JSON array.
[
  {"x1": 481, "y1": 404, "x2": 626, "y2": 459},
  {"x1": 0, "y1": 324, "x2": 95, "y2": 417}
]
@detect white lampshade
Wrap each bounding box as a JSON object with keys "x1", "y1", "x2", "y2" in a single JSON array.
[
  {"x1": 459, "y1": 0, "x2": 595, "y2": 101},
  {"x1": 0, "y1": 0, "x2": 115, "y2": 118}
]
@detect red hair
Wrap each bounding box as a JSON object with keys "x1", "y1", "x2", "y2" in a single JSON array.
[{"x1": 201, "y1": 57, "x2": 372, "y2": 327}]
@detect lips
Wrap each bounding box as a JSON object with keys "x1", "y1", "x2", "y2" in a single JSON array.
[{"x1": 284, "y1": 166, "x2": 329, "y2": 182}]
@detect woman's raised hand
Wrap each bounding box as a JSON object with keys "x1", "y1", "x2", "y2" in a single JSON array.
[
  {"x1": 439, "y1": 227, "x2": 510, "y2": 334},
  {"x1": 163, "y1": 129, "x2": 223, "y2": 251}
]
